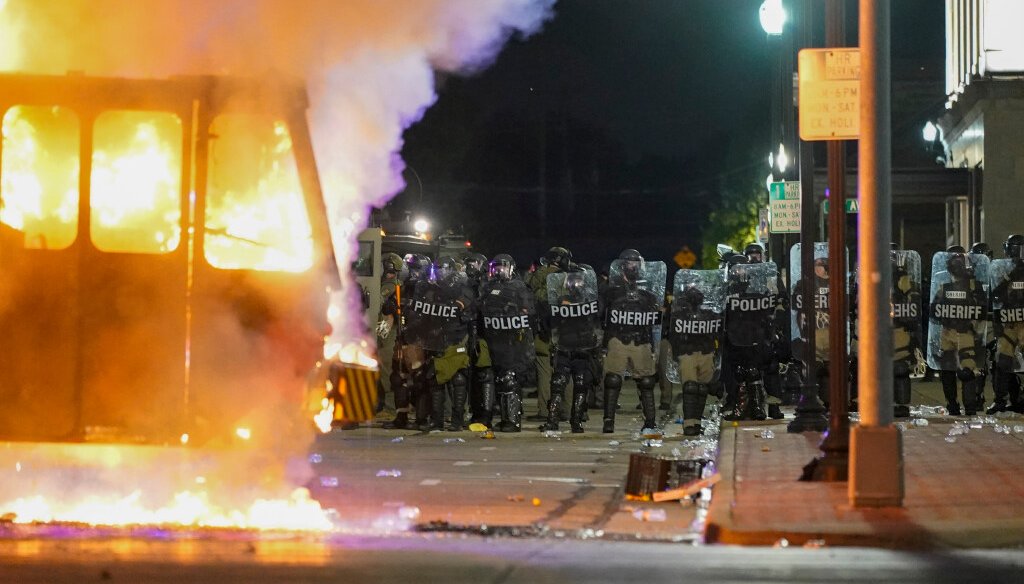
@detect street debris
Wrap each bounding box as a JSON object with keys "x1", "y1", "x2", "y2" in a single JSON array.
[
  {"x1": 758, "y1": 429, "x2": 775, "y2": 439},
  {"x1": 442, "y1": 437, "x2": 465, "y2": 444},
  {"x1": 309, "y1": 453, "x2": 323, "y2": 463},
  {"x1": 507, "y1": 494, "x2": 525, "y2": 502},
  {"x1": 319, "y1": 476, "x2": 339, "y2": 487},
  {"x1": 803, "y1": 538, "x2": 826, "y2": 548},
  {"x1": 652, "y1": 473, "x2": 721, "y2": 502},
  {"x1": 532, "y1": 497, "x2": 542, "y2": 506},
  {"x1": 631, "y1": 508, "x2": 668, "y2": 522},
  {"x1": 391, "y1": 436, "x2": 405, "y2": 443},
  {"x1": 376, "y1": 469, "x2": 402, "y2": 477},
  {"x1": 398, "y1": 506, "x2": 421, "y2": 520},
  {"x1": 773, "y1": 537, "x2": 790, "y2": 548}
]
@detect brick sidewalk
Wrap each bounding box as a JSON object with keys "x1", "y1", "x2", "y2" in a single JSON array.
[{"x1": 705, "y1": 409, "x2": 1024, "y2": 548}]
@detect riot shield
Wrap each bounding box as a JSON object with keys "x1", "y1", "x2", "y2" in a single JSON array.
[
  {"x1": 546, "y1": 268, "x2": 602, "y2": 351},
  {"x1": 725, "y1": 261, "x2": 779, "y2": 348},
  {"x1": 479, "y1": 278, "x2": 536, "y2": 371},
  {"x1": 789, "y1": 242, "x2": 849, "y2": 364},
  {"x1": 401, "y1": 279, "x2": 462, "y2": 353},
  {"x1": 989, "y1": 258, "x2": 1024, "y2": 372},
  {"x1": 606, "y1": 259, "x2": 667, "y2": 347},
  {"x1": 666, "y1": 269, "x2": 726, "y2": 384},
  {"x1": 891, "y1": 250, "x2": 925, "y2": 372},
  {"x1": 926, "y1": 251, "x2": 990, "y2": 372}
]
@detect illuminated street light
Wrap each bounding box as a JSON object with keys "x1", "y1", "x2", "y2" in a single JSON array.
[
  {"x1": 759, "y1": 0, "x2": 786, "y2": 35},
  {"x1": 776, "y1": 142, "x2": 789, "y2": 173},
  {"x1": 413, "y1": 218, "x2": 429, "y2": 233},
  {"x1": 922, "y1": 120, "x2": 938, "y2": 142}
]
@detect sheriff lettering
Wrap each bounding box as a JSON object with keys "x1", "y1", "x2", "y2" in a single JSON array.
[
  {"x1": 932, "y1": 303, "x2": 983, "y2": 320},
  {"x1": 413, "y1": 300, "x2": 460, "y2": 319},
  {"x1": 673, "y1": 318, "x2": 723, "y2": 335},
  {"x1": 483, "y1": 315, "x2": 531, "y2": 330},
  {"x1": 551, "y1": 301, "x2": 599, "y2": 318},
  {"x1": 999, "y1": 307, "x2": 1024, "y2": 324},
  {"x1": 893, "y1": 302, "x2": 918, "y2": 319},
  {"x1": 609, "y1": 309, "x2": 662, "y2": 326},
  {"x1": 794, "y1": 293, "x2": 829, "y2": 309}
]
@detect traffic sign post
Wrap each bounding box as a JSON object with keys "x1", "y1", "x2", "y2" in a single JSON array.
[
  {"x1": 822, "y1": 198, "x2": 860, "y2": 213},
  {"x1": 769, "y1": 181, "x2": 800, "y2": 234},
  {"x1": 798, "y1": 48, "x2": 861, "y2": 141}
]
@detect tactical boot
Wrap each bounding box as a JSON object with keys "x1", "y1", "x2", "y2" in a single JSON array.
[
  {"x1": 638, "y1": 381, "x2": 658, "y2": 432},
  {"x1": 430, "y1": 388, "x2": 446, "y2": 431},
  {"x1": 415, "y1": 391, "x2": 431, "y2": 431},
  {"x1": 602, "y1": 374, "x2": 623, "y2": 433},
  {"x1": 768, "y1": 404, "x2": 784, "y2": 420},
  {"x1": 570, "y1": 390, "x2": 588, "y2": 434},
  {"x1": 962, "y1": 381, "x2": 978, "y2": 416},
  {"x1": 383, "y1": 411, "x2": 409, "y2": 429},
  {"x1": 448, "y1": 377, "x2": 469, "y2": 431},
  {"x1": 540, "y1": 390, "x2": 563, "y2": 432},
  {"x1": 747, "y1": 382, "x2": 768, "y2": 421},
  {"x1": 681, "y1": 383, "x2": 707, "y2": 437},
  {"x1": 497, "y1": 392, "x2": 522, "y2": 433}
]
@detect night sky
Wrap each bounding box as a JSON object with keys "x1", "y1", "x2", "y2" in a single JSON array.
[{"x1": 397, "y1": 0, "x2": 945, "y2": 269}]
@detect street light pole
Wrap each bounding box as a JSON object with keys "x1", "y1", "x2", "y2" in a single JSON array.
[{"x1": 850, "y1": 0, "x2": 903, "y2": 507}]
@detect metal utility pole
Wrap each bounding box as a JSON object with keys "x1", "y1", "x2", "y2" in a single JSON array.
[
  {"x1": 850, "y1": 0, "x2": 903, "y2": 507},
  {"x1": 808, "y1": 0, "x2": 851, "y2": 482},
  {"x1": 788, "y1": 0, "x2": 828, "y2": 434}
]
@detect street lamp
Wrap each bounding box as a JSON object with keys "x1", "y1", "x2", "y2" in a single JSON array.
[
  {"x1": 760, "y1": 0, "x2": 787, "y2": 35},
  {"x1": 922, "y1": 120, "x2": 939, "y2": 143},
  {"x1": 413, "y1": 218, "x2": 429, "y2": 233}
]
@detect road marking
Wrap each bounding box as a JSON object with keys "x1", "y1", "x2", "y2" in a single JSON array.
[
  {"x1": 511, "y1": 476, "x2": 590, "y2": 484},
  {"x1": 453, "y1": 461, "x2": 473, "y2": 466},
  {"x1": 419, "y1": 479, "x2": 441, "y2": 486}
]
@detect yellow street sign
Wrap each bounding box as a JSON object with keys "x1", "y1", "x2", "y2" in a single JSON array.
[{"x1": 674, "y1": 246, "x2": 697, "y2": 269}]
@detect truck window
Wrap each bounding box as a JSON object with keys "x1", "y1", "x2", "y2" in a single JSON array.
[
  {"x1": 90, "y1": 110, "x2": 183, "y2": 254},
  {"x1": 1, "y1": 105, "x2": 80, "y2": 250},
  {"x1": 204, "y1": 114, "x2": 313, "y2": 272}
]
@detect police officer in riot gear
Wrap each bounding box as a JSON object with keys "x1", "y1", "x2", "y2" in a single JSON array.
[
  {"x1": 891, "y1": 250, "x2": 923, "y2": 418},
  {"x1": 546, "y1": 268, "x2": 603, "y2": 433},
  {"x1": 988, "y1": 234, "x2": 1024, "y2": 413},
  {"x1": 383, "y1": 253, "x2": 433, "y2": 429},
  {"x1": 670, "y1": 276, "x2": 725, "y2": 436},
  {"x1": 970, "y1": 242, "x2": 995, "y2": 409},
  {"x1": 376, "y1": 253, "x2": 406, "y2": 416},
  {"x1": 526, "y1": 247, "x2": 574, "y2": 422},
  {"x1": 602, "y1": 249, "x2": 666, "y2": 434},
  {"x1": 478, "y1": 254, "x2": 535, "y2": 432},
  {"x1": 723, "y1": 261, "x2": 779, "y2": 421},
  {"x1": 744, "y1": 242, "x2": 787, "y2": 419},
  {"x1": 928, "y1": 249, "x2": 989, "y2": 416}
]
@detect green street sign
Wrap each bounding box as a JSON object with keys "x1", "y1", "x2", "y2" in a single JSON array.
[
  {"x1": 822, "y1": 198, "x2": 859, "y2": 213},
  {"x1": 768, "y1": 181, "x2": 800, "y2": 233}
]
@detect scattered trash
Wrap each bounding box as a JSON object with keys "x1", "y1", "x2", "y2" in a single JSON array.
[
  {"x1": 761, "y1": 446, "x2": 771, "y2": 452},
  {"x1": 319, "y1": 476, "x2": 339, "y2": 488},
  {"x1": 642, "y1": 439, "x2": 664, "y2": 447},
  {"x1": 993, "y1": 424, "x2": 1012, "y2": 435},
  {"x1": 913, "y1": 405, "x2": 947, "y2": 416},
  {"x1": 803, "y1": 539, "x2": 826, "y2": 549},
  {"x1": 397, "y1": 506, "x2": 421, "y2": 520},
  {"x1": 507, "y1": 494, "x2": 525, "y2": 502},
  {"x1": 969, "y1": 422, "x2": 983, "y2": 429},
  {"x1": 442, "y1": 437, "x2": 465, "y2": 444},
  {"x1": 390, "y1": 436, "x2": 405, "y2": 443},
  {"x1": 376, "y1": 469, "x2": 402, "y2": 477},
  {"x1": 652, "y1": 473, "x2": 721, "y2": 502},
  {"x1": 773, "y1": 538, "x2": 790, "y2": 548},
  {"x1": 944, "y1": 436, "x2": 957, "y2": 443},
  {"x1": 543, "y1": 430, "x2": 562, "y2": 439},
  {"x1": 480, "y1": 430, "x2": 496, "y2": 439},
  {"x1": 532, "y1": 497, "x2": 542, "y2": 507},
  {"x1": 468, "y1": 423, "x2": 489, "y2": 432},
  {"x1": 759, "y1": 429, "x2": 775, "y2": 439},
  {"x1": 309, "y1": 453, "x2": 323, "y2": 463},
  {"x1": 0, "y1": 513, "x2": 17, "y2": 524},
  {"x1": 631, "y1": 508, "x2": 667, "y2": 522},
  {"x1": 671, "y1": 448, "x2": 682, "y2": 457},
  {"x1": 1014, "y1": 425, "x2": 1024, "y2": 433},
  {"x1": 608, "y1": 440, "x2": 621, "y2": 446},
  {"x1": 912, "y1": 418, "x2": 929, "y2": 427}
]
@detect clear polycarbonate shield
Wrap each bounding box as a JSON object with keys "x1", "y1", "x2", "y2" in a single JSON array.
[
  {"x1": 666, "y1": 269, "x2": 726, "y2": 384},
  {"x1": 725, "y1": 261, "x2": 779, "y2": 348},
  {"x1": 926, "y1": 251, "x2": 991, "y2": 372},
  {"x1": 547, "y1": 268, "x2": 602, "y2": 351},
  {"x1": 479, "y1": 278, "x2": 536, "y2": 370},
  {"x1": 891, "y1": 250, "x2": 925, "y2": 373},
  {"x1": 990, "y1": 258, "x2": 1024, "y2": 372},
  {"x1": 789, "y1": 242, "x2": 848, "y2": 363},
  {"x1": 607, "y1": 259, "x2": 667, "y2": 347},
  {"x1": 401, "y1": 279, "x2": 460, "y2": 352}
]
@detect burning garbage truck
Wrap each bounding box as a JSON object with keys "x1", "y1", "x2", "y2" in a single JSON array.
[{"x1": 0, "y1": 72, "x2": 376, "y2": 446}]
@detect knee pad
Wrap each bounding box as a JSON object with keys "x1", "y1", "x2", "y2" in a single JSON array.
[
  {"x1": 682, "y1": 381, "x2": 701, "y2": 396},
  {"x1": 450, "y1": 369, "x2": 468, "y2": 391},
  {"x1": 604, "y1": 373, "x2": 623, "y2": 391},
  {"x1": 893, "y1": 361, "x2": 911, "y2": 377},
  {"x1": 957, "y1": 368, "x2": 976, "y2": 382},
  {"x1": 475, "y1": 367, "x2": 494, "y2": 385},
  {"x1": 551, "y1": 371, "x2": 571, "y2": 390},
  {"x1": 497, "y1": 370, "x2": 520, "y2": 393},
  {"x1": 636, "y1": 375, "x2": 656, "y2": 391}
]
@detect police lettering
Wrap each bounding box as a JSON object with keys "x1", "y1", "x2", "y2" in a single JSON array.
[
  {"x1": 413, "y1": 300, "x2": 459, "y2": 319},
  {"x1": 674, "y1": 318, "x2": 723, "y2": 334},
  {"x1": 932, "y1": 303, "x2": 982, "y2": 320},
  {"x1": 483, "y1": 315, "x2": 530, "y2": 330},
  {"x1": 999, "y1": 308, "x2": 1024, "y2": 323},
  {"x1": 729, "y1": 296, "x2": 773, "y2": 312},
  {"x1": 893, "y1": 302, "x2": 918, "y2": 319},
  {"x1": 551, "y1": 300, "x2": 599, "y2": 318},
  {"x1": 609, "y1": 310, "x2": 662, "y2": 326}
]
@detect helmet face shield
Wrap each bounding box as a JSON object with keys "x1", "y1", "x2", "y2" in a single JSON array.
[
  {"x1": 488, "y1": 254, "x2": 515, "y2": 281},
  {"x1": 1006, "y1": 234, "x2": 1024, "y2": 260}
]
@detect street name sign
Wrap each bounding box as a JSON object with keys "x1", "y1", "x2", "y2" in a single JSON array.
[
  {"x1": 798, "y1": 48, "x2": 861, "y2": 141},
  {"x1": 768, "y1": 181, "x2": 800, "y2": 234}
]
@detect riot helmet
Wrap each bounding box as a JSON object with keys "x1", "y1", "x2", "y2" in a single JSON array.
[
  {"x1": 404, "y1": 253, "x2": 431, "y2": 282},
  {"x1": 744, "y1": 242, "x2": 765, "y2": 264},
  {"x1": 488, "y1": 254, "x2": 516, "y2": 281},
  {"x1": 813, "y1": 257, "x2": 829, "y2": 279},
  {"x1": 432, "y1": 255, "x2": 460, "y2": 284},
  {"x1": 679, "y1": 284, "x2": 705, "y2": 310},
  {"x1": 1004, "y1": 234, "x2": 1024, "y2": 260},
  {"x1": 891, "y1": 249, "x2": 908, "y2": 272},
  {"x1": 545, "y1": 246, "x2": 573, "y2": 272},
  {"x1": 618, "y1": 248, "x2": 645, "y2": 282},
  {"x1": 947, "y1": 252, "x2": 973, "y2": 280},
  {"x1": 946, "y1": 245, "x2": 966, "y2": 254},
  {"x1": 382, "y1": 252, "x2": 404, "y2": 278},
  {"x1": 563, "y1": 269, "x2": 586, "y2": 300},
  {"x1": 970, "y1": 242, "x2": 993, "y2": 258},
  {"x1": 462, "y1": 252, "x2": 488, "y2": 278}
]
